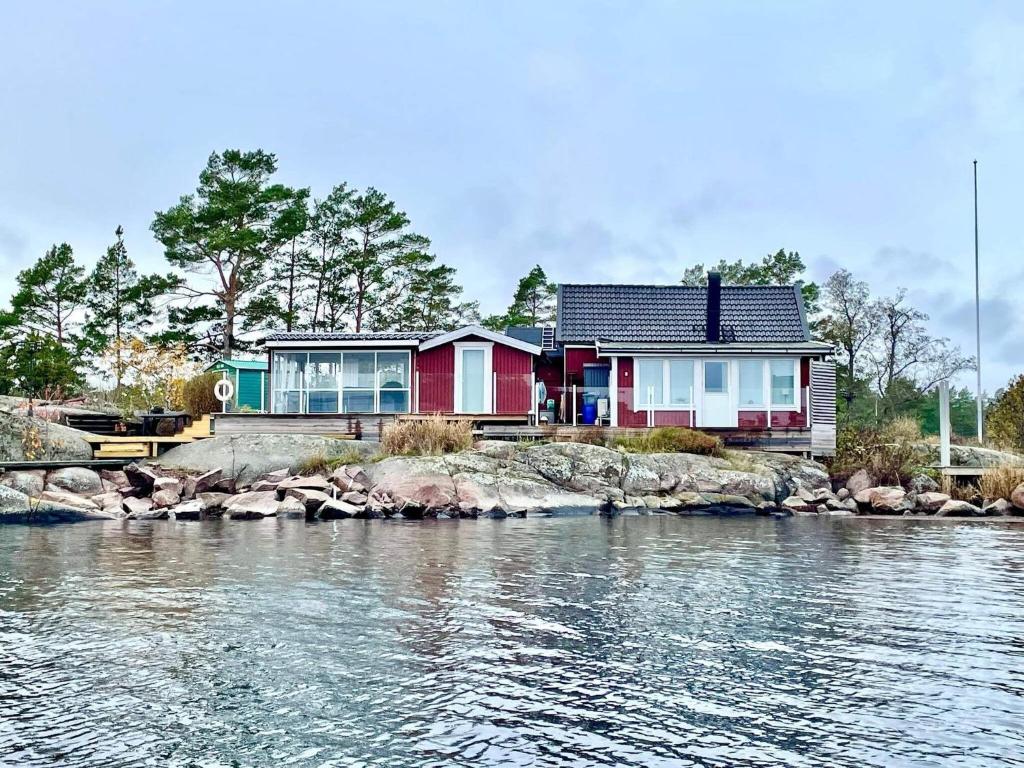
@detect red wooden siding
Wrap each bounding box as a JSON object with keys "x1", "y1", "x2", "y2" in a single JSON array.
[
  {"x1": 414, "y1": 340, "x2": 535, "y2": 414},
  {"x1": 565, "y1": 346, "x2": 598, "y2": 385},
  {"x1": 416, "y1": 344, "x2": 454, "y2": 412},
  {"x1": 616, "y1": 357, "x2": 648, "y2": 427},
  {"x1": 494, "y1": 345, "x2": 533, "y2": 414}
]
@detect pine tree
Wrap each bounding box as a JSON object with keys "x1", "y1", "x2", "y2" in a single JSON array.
[
  {"x1": 0, "y1": 243, "x2": 87, "y2": 349},
  {"x1": 151, "y1": 149, "x2": 308, "y2": 359},
  {"x1": 482, "y1": 265, "x2": 557, "y2": 330}
]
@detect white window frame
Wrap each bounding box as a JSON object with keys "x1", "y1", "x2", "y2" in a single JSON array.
[
  {"x1": 630, "y1": 356, "x2": 801, "y2": 413},
  {"x1": 270, "y1": 350, "x2": 412, "y2": 414},
  {"x1": 768, "y1": 358, "x2": 800, "y2": 410},
  {"x1": 453, "y1": 341, "x2": 493, "y2": 414},
  {"x1": 733, "y1": 358, "x2": 801, "y2": 412},
  {"x1": 632, "y1": 357, "x2": 695, "y2": 411}
]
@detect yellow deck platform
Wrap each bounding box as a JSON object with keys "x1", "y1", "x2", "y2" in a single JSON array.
[{"x1": 86, "y1": 414, "x2": 215, "y2": 459}]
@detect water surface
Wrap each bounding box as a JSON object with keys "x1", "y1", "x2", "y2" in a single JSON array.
[{"x1": 2, "y1": 516, "x2": 1023, "y2": 767}]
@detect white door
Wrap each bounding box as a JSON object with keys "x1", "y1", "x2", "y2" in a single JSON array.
[
  {"x1": 701, "y1": 360, "x2": 736, "y2": 427},
  {"x1": 455, "y1": 344, "x2": 492, "y2": 413}
]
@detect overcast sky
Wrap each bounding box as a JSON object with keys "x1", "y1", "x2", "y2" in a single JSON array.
[{"x1": 1, "y1": 1, "x2": 1021, "y2": 391}]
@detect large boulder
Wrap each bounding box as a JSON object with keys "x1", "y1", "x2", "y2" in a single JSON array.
[
  {"x1": 1012, "y1": 483, "x2": 1024, "y2": 511},
  {"x1": 150, "y1": 434, "x2": 376, "y2": 485},
  {"x1": 223, "y1": 491, "x2": 279, "y2": 519},
  {"x1": 40, "y1": 490, "x2": 100, "y2": 510},
  {"x1": 45, "y1": 467, "x2": 103, "y2": 496},
  {"x1": 277, "y1": 475, "x2": 331, "y2": 497},
  {"x1": 284, "y1": 487, "x2": 332, "y2": 514},
  {"x1": 0, "y1": 485, "x2": 118, "y2": 524},
  {"x1": 0, "y1": 469, "x2": 46, "y2": 498},
  {"x1": 0, "y1": 412, "x2": 93, "y2": 462},
  {"x1": 869, "y1": 487, "x2": 909, "y2": 513},
  {"x1": 845, "y1": 469, "x2": 876, "y2": 495},
  {"x1": 935, "y1": 499, "x2": 982, "y2": 517},
  {"x1": 982, "y1": 498, "x2": 1016, "y2": 516},
  {"x1": 916, "y1": 491, "x2": 951, "y2": 512}
]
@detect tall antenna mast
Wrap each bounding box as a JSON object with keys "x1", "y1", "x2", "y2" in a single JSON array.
[{"x1": 973, "y1": 159, "x2": 983, "y2": 444}]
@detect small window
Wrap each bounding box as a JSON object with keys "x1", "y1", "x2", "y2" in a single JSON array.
[
  {"x1": 704, "y1": 361, "x2": 728, "y2": 394},
  {"x1": 738, "y1": 360, "x2": 764, "y2": 406},
  {"x1": 770, "y1": 360, "x2": 796, "y2": 405}
]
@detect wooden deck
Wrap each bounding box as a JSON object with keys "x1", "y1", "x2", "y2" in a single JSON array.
[
  {"x1": 479, "y1": 425, "x2": 815, "y2": 453},
  {"x1": 85, "y1": 414, "x2": 215, "y2": 459},
  {"x1": 213, "y1": 412, "x2": 366, "y2": 438}
]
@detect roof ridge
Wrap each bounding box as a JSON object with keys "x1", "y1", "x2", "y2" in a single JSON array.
[{"x1": 559, "y1": 282, "x2": 799, "y2": 290}]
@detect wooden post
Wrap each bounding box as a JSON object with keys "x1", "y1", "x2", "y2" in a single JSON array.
[
  {"x1": 939, "y1": 380, "x2": 951, "y2": 468},
  {"x1": 492, "y1": 371, "x2": 497, "y2": 415}
]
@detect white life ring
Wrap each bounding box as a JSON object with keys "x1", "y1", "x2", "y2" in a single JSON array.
[{"x1": 214, "y1": 378, "x2": 234, "y2": 403}]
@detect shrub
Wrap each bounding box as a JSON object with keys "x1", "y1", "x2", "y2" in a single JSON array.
[
  {"x1": 830, "y1": 422, "x2": 927, "y2": 488},
  {"x1": 979, "y1": 464, "x2": 1024, "y2": 502},
  {"x1": 182, "y1": 372, "x2": 222, "y2": 417},
  {"x1": 380, "y1": 415, "x2": 473, "y2": 456},
  {"x1": 614, "y1": 426, "x2": 722, "y2": 457},
  {"x1": 987, "y1": 374, "x2": 1024, "y2": 451}
]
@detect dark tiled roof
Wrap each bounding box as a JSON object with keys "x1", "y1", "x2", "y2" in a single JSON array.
[
  {"x1": 263, "y1": 331, "x2": 440, "y2": 342},
  {"x1": 557, "y1": 284, "x2": 809, "y2": 344}
]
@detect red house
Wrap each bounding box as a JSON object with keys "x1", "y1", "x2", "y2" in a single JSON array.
[{"x1": 255, "y1": 274, "x2": 836, "y2": 454}]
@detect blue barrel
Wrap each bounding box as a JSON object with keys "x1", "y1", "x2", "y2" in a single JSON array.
[{"x1": 582, "y1": 399, "x2": 598, "y2": 425}]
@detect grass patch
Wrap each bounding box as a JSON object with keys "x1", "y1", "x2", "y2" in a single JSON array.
[
  {"x1": 296, "y1": 446, "x2": 368, "y2": 475},
  {"x1": 941, "y1": 475, "x2": 982, "y2": 503},
  {"x1": 979, "y1": 464, "x2": 1024, "y2": 501},
  {"x1": 614, "y1": 426, "x2": 722, "y2": 457},
  {"x1": 380, "y1": 415, "x2": 474, "y2": 456}
]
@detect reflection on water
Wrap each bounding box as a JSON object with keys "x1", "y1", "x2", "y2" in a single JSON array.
[{"x1": 2, "y1": 516, "x2": 1023, "y2": 767}]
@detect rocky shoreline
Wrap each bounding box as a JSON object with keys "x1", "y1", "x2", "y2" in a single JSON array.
[{"x1": 3, "y1": 439, "x2": 1023, "y2": 524}]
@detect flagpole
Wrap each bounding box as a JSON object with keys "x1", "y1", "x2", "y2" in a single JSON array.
[{"x1": 974, "y1": 160, "x2": 983, "y2": 444}]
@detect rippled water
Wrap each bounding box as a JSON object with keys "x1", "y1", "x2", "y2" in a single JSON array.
[{"x1": 2, "y1": 516, "x2": 1024, "y2": 767}]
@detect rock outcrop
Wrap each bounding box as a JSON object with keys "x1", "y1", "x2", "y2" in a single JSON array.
[
  {"x1": 0, "y1": 412, "x2": 93, "y2": 462},
  {"x1": 149, "y1": 434, "x2": 377, "y2": 484}
]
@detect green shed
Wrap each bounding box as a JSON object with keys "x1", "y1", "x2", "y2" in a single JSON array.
[{"x1": 204, "y1": 359, "x2": 269, "y2": 412}]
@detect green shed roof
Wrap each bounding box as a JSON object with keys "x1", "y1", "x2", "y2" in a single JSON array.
[{"x1": 205, "y1": 359, "x2": 268, "y2": 372}]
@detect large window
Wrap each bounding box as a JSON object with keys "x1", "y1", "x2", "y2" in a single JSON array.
[
  {"x1": 635, "y1": 358, "x2": 694, "y2": 408},
  {"x1": 738, "y1": 360, "x2": 764, "y2": 406},
  {"x1": 631, "y1": 357, "x2": 800, "y2": 411},
  {"x1": 272, "y1": 352, "x2": 306, "y2": 414},
  {"x1": 271, "y1": 350, "x2": 411, "y2": 414},
  {"x1": 770, "y1": 359, "x2": 796, "y2": 406}
]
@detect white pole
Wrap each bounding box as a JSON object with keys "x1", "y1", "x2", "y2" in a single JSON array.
[
  {"x1": 492, "y1": 371, "x2": 497, "y2": 414},
  {"x1": 415, "y1": 370, "x2": 420, "y2": 414},
  {"x1": 531, "y1": 371, "x2": 537, "y2": 424},
  {"x1": 939, "y1": 380, "x2": 951, "y2": 468},
  {"x1": 647, "y1": 384, "x2": 654, "y2": 428},
  {"x1": 973, "y1": 160, "x2": 984, "y2": 444},
  {"x1": 572, "y1": 385, "x2": 578, "y2": 426}
]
